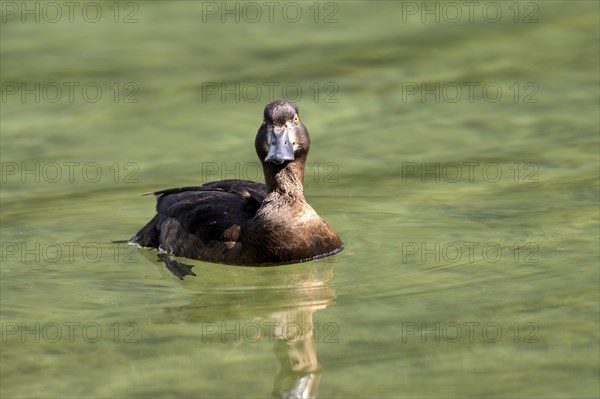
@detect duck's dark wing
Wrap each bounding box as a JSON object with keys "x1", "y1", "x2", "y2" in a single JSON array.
[{"x1": 130, "y1": 180, "x2": 267, "y2": 260}]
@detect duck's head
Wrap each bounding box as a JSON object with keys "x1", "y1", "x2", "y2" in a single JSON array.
[{"x1": 255, "y1": 99, "x2": 310, "y2": 166}]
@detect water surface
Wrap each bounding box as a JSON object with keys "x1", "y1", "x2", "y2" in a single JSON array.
[{"x1": 1, "y1": 1, "x2": 598, "y2": 398}]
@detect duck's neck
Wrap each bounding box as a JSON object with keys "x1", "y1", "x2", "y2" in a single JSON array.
[{"x1": 263, "y1": 159, "x2": 306, "y2": 200}]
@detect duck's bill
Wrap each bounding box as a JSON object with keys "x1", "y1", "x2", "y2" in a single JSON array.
[{"x1": 265, "y1": 128, "x2": 294, "y2": 164}]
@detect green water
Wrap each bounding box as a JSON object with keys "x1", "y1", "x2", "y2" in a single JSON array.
[{"x1": 1, "y1": 1, "x2": 598, "y2": 397}]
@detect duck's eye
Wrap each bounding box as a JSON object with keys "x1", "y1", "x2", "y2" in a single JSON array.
[
  {"x1": 262, "y1": 119, "x2": 266, "y2": 126},
  {"x1": 293, "y1": 115, "x2": 299, "y2": 124}
]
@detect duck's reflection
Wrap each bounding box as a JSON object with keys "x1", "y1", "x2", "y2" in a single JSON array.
[
  {"x1": 150, "y1": 253, "x2": 337, "y2": 399},
  {"x1": 271, "y1": 308, "x2": 323, "y2": 398}
]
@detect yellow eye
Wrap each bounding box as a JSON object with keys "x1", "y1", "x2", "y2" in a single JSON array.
[
  {"x1": 262, "y1": 119, "x2": 266, "y2": 125},
  {"x1": 293, "y1": 115, "x2": 299, "y2": 124}
]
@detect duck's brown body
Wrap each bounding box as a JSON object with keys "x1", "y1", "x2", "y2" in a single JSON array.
[{"x1": 130, "y1": 100, "x2": 343, "y2": 266}]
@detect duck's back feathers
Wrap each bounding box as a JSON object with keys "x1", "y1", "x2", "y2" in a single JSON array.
[{"x1": 131, "y1": 180, "x2": 267, "y2": 261}]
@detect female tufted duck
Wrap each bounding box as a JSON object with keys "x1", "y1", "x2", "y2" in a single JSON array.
[{"x1": 130, "y1": 100, "x2": 343, "y2": 266}]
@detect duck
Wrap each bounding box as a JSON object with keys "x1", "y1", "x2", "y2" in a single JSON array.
[{"x1": 129, "y1": 99, "x2": 343, "y2": 266}]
